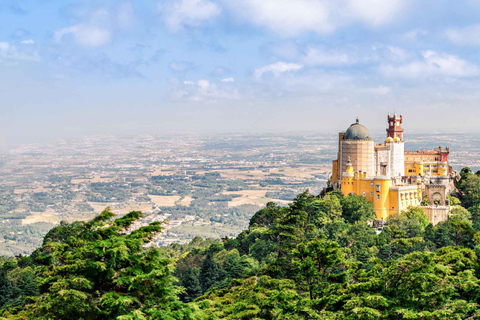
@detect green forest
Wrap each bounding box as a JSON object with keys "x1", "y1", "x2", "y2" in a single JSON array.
[{"x1": 2, "y1": 167, "x2": 480, "y2": 319}]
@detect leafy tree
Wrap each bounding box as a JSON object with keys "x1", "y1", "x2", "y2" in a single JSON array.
[
  {"x1": 341, "y1": 195, "x2": 376, "y2": 224},
  {"x1": 273, "y1": 191, "x2": 312, "y2": 256},
  {"x1": 382, "y1": 251, "x2": 477, "y2": 317},
  {"x1": 448, "y1": 195, "x2": 462, "y2": 206},
  {"x1": 5, "y1": 169, "x2": 480, "y2": 320},
  {"x1": 388, "y1": 207, "x2": 429, "y2": 238},
  {"x1": 248, "y1": 202, "x2": 280, "y2": 228},
  {"x1": 317, "y1": 194, "x2": 343, "y2": 222},
  {"x1": 450, "y1": 219, "x2": 476, "y2": 247},
  {"x1": 450, "y1": 206, "x2": 472, "y2": 222},
  {"x1": 468, "y1": 204, "x2": 480, "y2": 231},
  {"x1": 327, "y1": 189, "x2": 344, "y2": 199},
  {"x1": 16, "y1": 209, "x2": 193, "y2": 319},
  {"x1": 292, "y1": 238, "x2": 345, "y2": 301},
  {"x1": 197, "y1": 276, "x2": 313, "y2": 320},
  {"x1": 339, "y1": 222, "x2": 376, "y2": 258},
  {"x1": 458, "y1": 172, "x2": 480, "y2": 208}
]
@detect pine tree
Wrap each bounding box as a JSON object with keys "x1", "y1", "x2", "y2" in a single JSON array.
[
  {"x1": 180, "y1": 268, "x2": 202, "y2": 302},
  {"x1": 199, "y1": 251, "x2": 220, "y2": 293}
]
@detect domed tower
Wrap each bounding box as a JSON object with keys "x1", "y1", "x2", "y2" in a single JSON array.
[{"x1": 339, "y1": 118, "x2": 375, "y2": 177}]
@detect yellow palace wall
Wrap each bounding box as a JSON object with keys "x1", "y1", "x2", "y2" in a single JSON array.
[
  {"x1": 404, "y1": 162, "x2": 449, "y2": 176},
  {"x1": 340, "y1": 172, "x2": 420, "y2": 220}
]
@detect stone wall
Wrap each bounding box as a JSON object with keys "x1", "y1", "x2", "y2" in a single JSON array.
[
  {"x1": 422, "y1": 206, "x2": 449, "y2": 225},
  {"x1": 340, "y1": 140, "x2": 375, "y2": 176}
]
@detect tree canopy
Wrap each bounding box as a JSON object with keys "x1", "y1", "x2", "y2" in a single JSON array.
[{"x1": 2, "y1": 175, "x2": 480, "y2": 319}]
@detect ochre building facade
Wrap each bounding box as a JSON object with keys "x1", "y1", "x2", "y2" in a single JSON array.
[{"x1": 330, "y1": 114, "x2": 453, "y2": 222}]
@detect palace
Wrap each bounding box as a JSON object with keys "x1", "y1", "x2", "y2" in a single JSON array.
[{"x1": 329, "y1": 114, "x2": 454, "y2": 224}]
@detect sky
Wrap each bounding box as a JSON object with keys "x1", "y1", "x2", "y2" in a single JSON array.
[{"x1": 2, "y1": 0, "x2": 480, "y2": 144}]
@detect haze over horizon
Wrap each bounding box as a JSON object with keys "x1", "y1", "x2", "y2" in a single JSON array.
[{"x1": 2, "y1": 0, "x2": 480, "y2": 144}]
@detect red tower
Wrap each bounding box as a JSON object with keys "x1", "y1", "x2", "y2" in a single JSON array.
[{"x1": 386, "y1": 113, "x2": 404, "y2": 141}]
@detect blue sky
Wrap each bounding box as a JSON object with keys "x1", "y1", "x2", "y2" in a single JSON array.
[{"x1": 2, "y1": 0, "x2": 480, "y2": 144}]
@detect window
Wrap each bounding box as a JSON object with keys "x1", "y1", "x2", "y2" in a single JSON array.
[
  {"x1": 370, "y1": 182, "x2": 373, "y2": 187},
  {"x1": 376, "y1": 184, "x2": 380, "y2": 192},
  {"x1": 370, "y1": 192, "x2": 373, "y2": 197},
  {"x1": 377, "y1": 194, "x2": 380, "y2": 200},
  {"x1": 363, "y1": 191, "x2": 366, "y2": 196}
]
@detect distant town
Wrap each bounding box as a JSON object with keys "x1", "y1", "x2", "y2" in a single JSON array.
[{"x1": 0, "y1": 131, "x2": 479, "y2": 256}]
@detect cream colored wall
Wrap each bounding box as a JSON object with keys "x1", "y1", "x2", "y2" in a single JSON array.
[{"x1": 340, "y1": 140, "x2": 375, "y2": 176}]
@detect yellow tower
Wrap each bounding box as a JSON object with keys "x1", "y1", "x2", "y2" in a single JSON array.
[
  {"x1": 372, "y1": 177, "x2": 392, "y2": 220},
  {"x1": 341, "y1": 158, "x2": 355, "y2": 195}
]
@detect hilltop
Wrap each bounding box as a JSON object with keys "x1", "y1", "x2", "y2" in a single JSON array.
[{"x1": 1, "y1": 167, "x2": 480, "y2": 319}]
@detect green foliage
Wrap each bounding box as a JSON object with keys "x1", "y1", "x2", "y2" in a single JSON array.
[
  {"x1": 448, "y1": 195, "x2": 462, "y2": 206},
  {"x1": 3, "y1": 169, "x2": 480, "y2": 319},
  {"x1": 388, "y1": 207, "x2": 430, "y2": 238},
  {"x1": 341, "y1": 195, "x2": 376, "y2": 224},
  {"x1": 2, "y1": 209, "x2": 193, "y2": 319},
  {"x1": 199, "y1": 251, "x2": 221, "y2": 292},
  {"x1": 458, "y1": 169, "x2": 480, "y2": 208},
  {"x1": 197, "y1": 276, "x2": 312, "y2": 320},
  {"x1": 292, "y1": 238, "x2": 346, "y2": 300}
]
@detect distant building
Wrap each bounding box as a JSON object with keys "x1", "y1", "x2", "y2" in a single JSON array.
[{"x1": 329, "y1": 114, "x2": 453, "y2": 224}]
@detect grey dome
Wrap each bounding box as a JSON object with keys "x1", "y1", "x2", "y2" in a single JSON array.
[{"x1": 344, "y1": 118, "x2": 372, "y2": 140}]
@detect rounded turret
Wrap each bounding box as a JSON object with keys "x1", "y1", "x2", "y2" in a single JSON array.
[{"x1": 344, "y1": 118, "x2": 372, "y2": 140}]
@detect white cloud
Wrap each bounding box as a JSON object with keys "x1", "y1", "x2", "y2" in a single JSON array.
[
  {"x1": 402, "y1": 29, "x2": 427, "y2": 41},
  {"x1": 0, "y1": 42, "x2": 9, "y2": 52},
  {"x1": 301, "y1": 47, "x2": 353, "y2": 66},
  {"x1": 221, "y1": 77, "x2": 234, "y2": 82},
  {"x1": 55, "y1": 24, "x2": 111, "y2": 47},
  {"x1": 0, "y1": 41, "x2": 40, "y2": 62},
  {"x1": 268, "y1": 43, "x2": 413, "y2": 68},
  {"x1": 160, "y1": 0, "x2": 221, "y2": 31},
  {"x1": 445, "y1": 24, "x2": 480, "y2": 46},
  {"x1": 346, "y1": 0, "x2": 405, "y2": 27},
  {"x1": 253, "y1": 61, "x2": 303, "y2": 80},
  {"x1": 20, "y1": 39, "x2": 35, "y2": 44},
  {"x1": 385, "y1": 46, "x2": 411, "y2": 62},
  {"x1": 363, "y1": 86, "x2": 391, "y2": 95},
  {"x1": 380, "y1": 50, "x2": 480, "y2": 78},
  {"x1": 173, "y1": 78, "x2": 240, "y2": 101},
  {"x1": 225, "y1": 0, "x2": 333, "y2": 36},
  {"x1": 223, "y1": 0, "x2": 410, "y2": 36}
]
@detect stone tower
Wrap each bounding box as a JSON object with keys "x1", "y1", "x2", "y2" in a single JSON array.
[
  {"x1": 386, "y1": 113, "x2": 404, "y2": 141},
  {"x1": 340, "y1": 118, "x2": 375, "y2": 177}
]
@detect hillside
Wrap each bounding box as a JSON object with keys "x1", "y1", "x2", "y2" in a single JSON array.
[{"x1": 1, "y1": 167, "x2": 480, "y2": 319}]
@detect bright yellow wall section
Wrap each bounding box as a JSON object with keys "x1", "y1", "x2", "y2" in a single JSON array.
[{"x1": 341, "y1": 171, "x2": 420, "y2": 220}]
